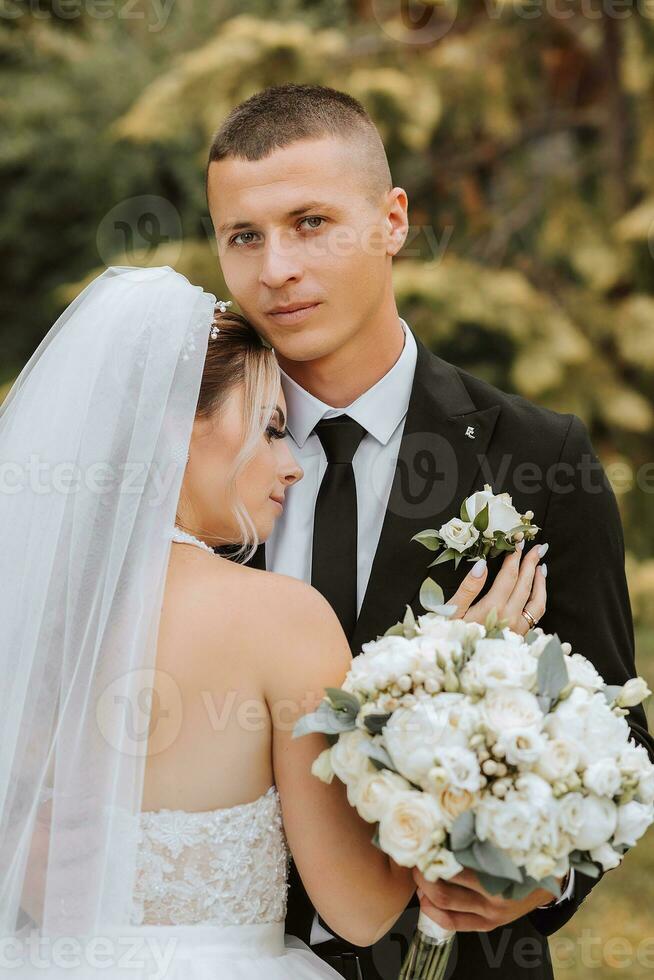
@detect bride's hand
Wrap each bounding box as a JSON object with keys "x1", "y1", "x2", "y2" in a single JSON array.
[{"x1": 445, "y1": 542, "x2": 548, "y2": 636}]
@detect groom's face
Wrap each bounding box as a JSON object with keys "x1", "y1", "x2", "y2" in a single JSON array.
[{"x1": 207, "y1": 136, "x2": 405, "y2": 363}]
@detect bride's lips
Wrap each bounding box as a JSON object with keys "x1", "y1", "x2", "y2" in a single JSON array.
[
  {"x1": 270, "y1": 495, "x2": 285, "y2": 511},
  {"x1": 266, "y1": 302, "x2": 321, "y2": 325}
]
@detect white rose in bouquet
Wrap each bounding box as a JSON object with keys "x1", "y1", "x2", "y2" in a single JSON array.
[
  {"x1": 573, "y1": 795, "x2": 618, "y2": 851},
  {"x1": 460, "y1": 639, "x2": 538, "y2": 695},
  {"x1": 582, "y1": 759, "x2": 622, "y2": 798},
  {"x1": 330, "y1": 729, "x2": 375, "y2": 785},
  {"x1": 614, "y1": 800, "x2": 654, "y2": 847},
  {"x1": 351, "y1": 769, "x2": 411, "y2": 824},
  {"x1": 294, "y1": 586, "x2": 654, "y2": 980},
  {"x1": 564, "y1": 654, "x2": 605, "y2": 693},
  {"x1": 476, "y1": 795, "x2": 536, "y2": 853},
  {"x1": 482, "y1": 687, "x2": 543, "y2": 738},
  {"x1": 589, "y1": 842, "x2": 622, "y2": 871},
  {"x1": 495, "y1": 728, "x2": 547, "y2": 767},
  {"x1": 536, "y1": 738, "x2": 579, "y2": 782},
  {"x1": 378, "y1": 791, "x2": 446, "y2": 867}
]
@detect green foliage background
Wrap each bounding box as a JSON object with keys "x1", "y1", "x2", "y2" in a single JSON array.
[{"x1": 1, "y1": 2, "x2": 653, "y2": 969}]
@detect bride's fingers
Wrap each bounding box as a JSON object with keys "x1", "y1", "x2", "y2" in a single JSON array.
[
  {"x1": 504, "y1": 543, "x2": 547, "y2": 624},
  {"x1": 447, "y1": 559, "x2": 488, "y2": 619},
  {"x1": 467, "y1": 546, "x2": 523, "y2": 620},
  {"x1": 514, "y1": 563, "x2": 547, "y2": 635}
]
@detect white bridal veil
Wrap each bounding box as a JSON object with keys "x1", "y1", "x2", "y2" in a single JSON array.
[{"x1": 0, "y1": 266, "x2": 217, "y2": 973}]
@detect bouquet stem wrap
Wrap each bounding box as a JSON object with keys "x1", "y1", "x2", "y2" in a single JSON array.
[{"x1": 399, "y1": 912, "x2": 455, "y2": 980}]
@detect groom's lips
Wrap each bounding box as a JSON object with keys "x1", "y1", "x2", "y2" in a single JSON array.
[{"x1": 266, "y1": 302, "x2": 321, "y2": 325}]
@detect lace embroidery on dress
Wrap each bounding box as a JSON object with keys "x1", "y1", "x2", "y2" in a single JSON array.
[{"x1": 131, "y1": 786, "x2": 290, "y2": 927}]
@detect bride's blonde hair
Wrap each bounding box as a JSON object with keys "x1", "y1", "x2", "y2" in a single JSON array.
[{"x1": 176, "y1": 307, "x2": 280, "y2": 562}]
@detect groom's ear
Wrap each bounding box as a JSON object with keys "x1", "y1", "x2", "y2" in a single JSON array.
[{"x1": 385, "y1": 187, "x2": 409, "y2": 256}]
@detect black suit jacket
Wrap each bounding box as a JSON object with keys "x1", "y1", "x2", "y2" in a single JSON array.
[{"x1": 247, "y1": 336, "x2": 653, "y2": 979}]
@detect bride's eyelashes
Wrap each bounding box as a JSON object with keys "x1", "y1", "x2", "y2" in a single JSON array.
[
  {"x1": 265, "y1": 424, "x2": 288, "y2": 442},
  {"x1": 228, "y1": 216, "x2": 327, "y2": 248}
]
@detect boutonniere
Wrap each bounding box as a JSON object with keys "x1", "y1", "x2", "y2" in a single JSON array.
[{"x1": 412, "y1": 484, "x2": 540, "y2": 569}]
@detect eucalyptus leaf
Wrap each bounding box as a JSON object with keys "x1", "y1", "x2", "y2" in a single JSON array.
[
  {"x1": 363, "y1": 713, "x2": 392, "y2": 735},
  {"x1": 524, "y1": 630, "x2": 540, "y2": 646},
  {"x1": 471, "y1": 840, "x2": 523, "y2": 882},
  {"x1": 473, "y1": 502, "x2": 490, "y2": 533},
  {"x1": 450, "y1": 810, "x2": 475, "y2": 851},
  {"x1": 371, "y1": 828, "x2": 382, "y2": 850},
  {"x1": 293, "y1": 701, "x2": 357, "y2": 738},
  {"x1": 420, "y1": 577, "x2": 445, "y2": 613},
  {"x1": 411, "y1": 529, "x2": 442, "y2": 552},
  {"x1": 362, "y1": 740, "x2": 398, "y2": 773},
  {"x1": 460, "y1": 500, "x2": 471, "y2": 522},
  {"x1": 429, "y1": 548, "x2": 457, "y2": 567},
  {"x1": 537, "y1": 636, "x2": 569, "y2": 700},
  {"x1": 570, "y1": 859, "x2": 601, "y2": 878},
  {"x1": 325, "y1": 688, "x2": 361, "y2": 719},
  {"x1": 537, "y1": 694, "x2": 552, "y2": 714},
  {"x1": 476, "y1": 872, "x2": 512, "y2": 896},
  {"x1": 454, "y1": 554, "x2": 462, "y2": 570}
]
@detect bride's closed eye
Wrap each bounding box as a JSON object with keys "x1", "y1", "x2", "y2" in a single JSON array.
[{"x1": 265, "y1": 424, "x2": 287, "y2": 442}]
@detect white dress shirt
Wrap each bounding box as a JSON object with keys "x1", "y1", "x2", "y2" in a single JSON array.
[
  {"x1": 266, "y1": 319, "x2": 417, "y2": 612},
  {"x1": 265, "y1": 318, "x2": 573, "y2": 943}
]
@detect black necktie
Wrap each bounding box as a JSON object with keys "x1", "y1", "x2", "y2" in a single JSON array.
[{"x1": 311, "y1": 415, "x2": 367, "y2": 639}]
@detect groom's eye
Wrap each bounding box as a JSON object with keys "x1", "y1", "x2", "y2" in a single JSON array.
[
  {"x1": 229, "y1": 217, "x2": 326, "y2": 248},
  {"x1": 299, "y1": 216, "x2": 325, "y2": 231},
  {"x1": 230, "y1": 231, "x2": 260, "y2": 247}
]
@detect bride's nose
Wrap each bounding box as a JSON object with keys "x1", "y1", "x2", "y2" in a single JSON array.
[{"x1": 278, "y1": 443, "x2": 303, "y2": 487}]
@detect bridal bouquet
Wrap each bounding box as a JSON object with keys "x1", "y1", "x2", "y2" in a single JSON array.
[
  {"x1": 294, "y1": 581, "x2": 654, "y2": 980},
  {"x1": 413, "y1": 484, "x2": 540, "y2": 569}
]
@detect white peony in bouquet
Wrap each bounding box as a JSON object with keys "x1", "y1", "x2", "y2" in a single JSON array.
[
  {"x1": 413, "y1": 483, "x2": 540, "y2": 569},
  {"x1": 294, "y1": 580, "x2": 654, "y2": 980}
]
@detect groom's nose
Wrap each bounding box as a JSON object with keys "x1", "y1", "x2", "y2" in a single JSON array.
[{"x1": 258, "y1": 233, "x2": 304, "y2": 289}]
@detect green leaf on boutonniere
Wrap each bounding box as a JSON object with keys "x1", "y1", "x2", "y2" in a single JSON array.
[
  {"x1": 473, "y1": 502, "x2": 490, "y2": 533},
  {"x1": 537, "y1": 636, "x2": 569, "y2": 701},
  {"x1": 420, "y1": 578, "x2": 446, "y2": 612},
  {"x1": 428, "y1": 548, "x2": 458, "y2": 567},
  {"x1": 460, "y1": 499, "x2": 471, "y2": 522},
  {"x1": 411, "y1": 529, "x2": 441, "y2": 552}
]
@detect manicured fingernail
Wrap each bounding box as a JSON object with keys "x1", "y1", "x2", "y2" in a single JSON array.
[
  {"x1": 472, "y1": 559, "x2": 487, "y2": 578},
  {"x1": 541, "y1": 563, "x2": 548, "y2": 578},
  {"x1": 538, "y1": 543, "x2": 549, "y2": 558},
  {"x1": 516, "y1": 540, "x2": 525, "y2": 552}
]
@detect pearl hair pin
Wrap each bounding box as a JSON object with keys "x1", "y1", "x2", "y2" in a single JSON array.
[{"x1": 210, "y1": 300, "x2": 232, "y2": 339}]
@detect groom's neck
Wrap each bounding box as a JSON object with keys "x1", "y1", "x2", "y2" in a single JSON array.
[{"x1": 277, "y1": 311, "x2": 405, "y2": 408}]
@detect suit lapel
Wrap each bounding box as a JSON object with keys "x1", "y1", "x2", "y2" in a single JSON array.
[{"x1": 350, "y1": 338, "x2": 500, "y2": 654}]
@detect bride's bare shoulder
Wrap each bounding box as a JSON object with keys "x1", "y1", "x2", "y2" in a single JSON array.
[{"x1": 168, "y1": 547, "x2": 341, "y2": 641}]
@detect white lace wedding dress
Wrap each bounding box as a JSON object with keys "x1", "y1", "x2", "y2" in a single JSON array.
[{"x1": 116, "y1": 529, "x2": 342, "y2": 979}]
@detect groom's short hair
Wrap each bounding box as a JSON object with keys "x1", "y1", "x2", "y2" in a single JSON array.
[{"x1": 207, "y1": 84, "x2": 392, "y2": 204}]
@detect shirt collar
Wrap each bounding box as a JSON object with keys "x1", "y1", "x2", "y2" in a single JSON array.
[{"x1": 279, "y1": 319, "x2": 418, "y2": 448}]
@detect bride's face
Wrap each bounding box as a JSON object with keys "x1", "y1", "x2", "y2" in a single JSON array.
[{"x1": 181, "y1": 383, "x2": 302, "y2": 546}]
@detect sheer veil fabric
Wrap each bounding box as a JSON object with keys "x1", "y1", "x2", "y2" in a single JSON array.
[{"x1": 0, "y1": 266, "x2": 216, "y2": 972}]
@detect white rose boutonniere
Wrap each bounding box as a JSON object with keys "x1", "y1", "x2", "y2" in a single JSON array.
[{"x1": 412, "y1": 484, "x2": 540, "y2": 570}]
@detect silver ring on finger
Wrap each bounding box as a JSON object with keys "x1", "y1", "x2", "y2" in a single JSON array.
[{"x1": 521, "y1": 607, "x2": 537, "y2": 629}]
